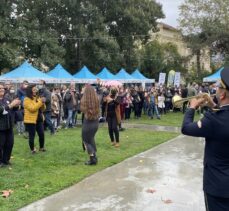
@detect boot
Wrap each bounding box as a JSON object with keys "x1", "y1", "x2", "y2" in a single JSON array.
[{"x1": 85, "y1": 155, "x2": 97, "y2": 165}]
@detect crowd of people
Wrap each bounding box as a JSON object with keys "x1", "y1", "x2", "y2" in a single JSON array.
[
  {"x1": 2, "y1": 70, "x2": 229, "y2": 211},
  {"x1": 0, "y1": 79, "x2": 217, "y2": 166},
  {"x1": 2, "y1": 74, "x2": 229, "y2": 210}
]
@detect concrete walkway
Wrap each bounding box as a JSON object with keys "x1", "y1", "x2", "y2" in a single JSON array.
[
  {"x1": 123, "y1": 123, "x2": 181, "y2": 133},
  {"x1": 20, "y1": 131, "x2": 205, "y2": 211}
]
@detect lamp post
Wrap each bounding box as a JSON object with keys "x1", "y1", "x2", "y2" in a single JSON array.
[{"x1": 75, "y1": 40, "x2": 81, "y2": 70}]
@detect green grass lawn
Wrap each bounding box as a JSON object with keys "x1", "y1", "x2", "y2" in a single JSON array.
[
  {"x1": 125, "y1": 111, "x2": 202, "y2": 127},
  {"x1": 0, "y1": 126, "x2": 178, "y2": 211},
  {"x1": 78, "y1": 111, "x2": 202, "y2": 127}
]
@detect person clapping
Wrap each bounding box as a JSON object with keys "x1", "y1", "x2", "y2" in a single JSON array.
[
  {"x1": 24, "y1": 85, "x2": 46, "y2": 154},
  {"x1": 0, "y1": 83, "x2": 21, "y2": 167}
]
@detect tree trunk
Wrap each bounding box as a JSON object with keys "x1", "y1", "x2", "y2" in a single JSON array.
[{"x1": 196, "y1": 49, "x2": 201, "y2": 77}]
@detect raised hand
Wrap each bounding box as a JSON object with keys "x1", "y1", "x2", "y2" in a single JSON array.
[
  {"x1": 41, "y1": 97, "x2": 46, "y2": 103},
  {"x1": 189, "y1": 98, "x2": 205, "y2": 109},
  {"x1": 11, "y1": 98, "x2": 21, "y2": 107}
]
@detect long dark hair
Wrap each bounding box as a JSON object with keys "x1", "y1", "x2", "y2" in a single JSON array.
[
  {"x1": 26, "y1": 84, "x2": 36, "y2": 99},
  {"x1": 80, "y1": 85, "x2": 99, "y2": 120}
]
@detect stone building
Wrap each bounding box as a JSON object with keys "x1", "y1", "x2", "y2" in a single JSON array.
[{"x1": 149, "y1": 22, "x2": 211, "y2": 72}]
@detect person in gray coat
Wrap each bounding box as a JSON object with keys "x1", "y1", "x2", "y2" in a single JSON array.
[
  {"x1": 64, "y1": 86, "x2": 78, "y2": 128},
  {"x1": 38, "y1": 80, "x2": 55, "y2": 135},
  {"x1": 80, "y1": 85, "x2": 100, "y2": 165}
]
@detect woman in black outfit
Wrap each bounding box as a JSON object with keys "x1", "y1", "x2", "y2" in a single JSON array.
[
  {"x1": 80, "y1": 85, "x2": 100, "y2": 165},
  {"x1": 105, "y1": 88, "x2": 121, "y2": 147},
  {"x1": 0, "y1": 83, "x2": 21, "y2": 167}
]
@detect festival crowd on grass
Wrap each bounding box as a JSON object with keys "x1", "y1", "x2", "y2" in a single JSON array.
[{"x1": 0, "y1": 79, "x2": 217, "y2": 166}]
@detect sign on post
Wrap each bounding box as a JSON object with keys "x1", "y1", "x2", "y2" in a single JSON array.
[
  {"x1": 174, "y1": 72, "x2": 181, "y2": 87},
  {"x1": 158, "y1": 73, "x2": 166, "y2": 85}
]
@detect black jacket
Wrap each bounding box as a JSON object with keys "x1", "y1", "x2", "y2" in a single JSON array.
[
  {"x1": 0, "y1": 98, "x2": 13, "y2": 131},
  {"x1": 182, "y1": 106, "x2": 229, "y2": 197},
  {"x1": 64, "y1": 91, "x2": 78, "y2": 110},
  {"x1": 39, "y1": 88, "x2": 51, "y2": 112},
  {"x1": 17, "y1": 88, "x2": 26, "y2": 108}
]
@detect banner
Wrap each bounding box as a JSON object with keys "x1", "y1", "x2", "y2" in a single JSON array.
[
  {"x1": 174, "y1": 72, "x2": 181, "y2": 87},
  {"x1": 158, "y1": 73, "x2": 166, "y2": 85},
  {"x1": 167, "y1": 70, "x2": 175, "y2": 86}
]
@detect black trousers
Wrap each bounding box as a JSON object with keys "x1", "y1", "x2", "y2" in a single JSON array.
[
  {"x1": 125, "y1": 107, "x2": 131, "y2": 119},
  {"x1": 0, "y1": 128, "x2": 14, "y2": 164},
  {"x1": 204, "y1": 192, "x2": 229, "y2": 211},
  {"x1": 25, "y1": 122, "x2": 45, "y2": 151},
  {"x1": 133, "y1": 102, "x2": 140, "y2": 118},
  {"x1": 107, "y1": 116, "x2": 119, "y2": 143}
]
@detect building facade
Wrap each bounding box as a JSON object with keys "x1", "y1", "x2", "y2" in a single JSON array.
[{"x1": 149, "y1": 23, "x2": 211, "y2": 72}]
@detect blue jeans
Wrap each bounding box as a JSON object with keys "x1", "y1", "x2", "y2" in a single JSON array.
[
  {"x1": 44, "y1": 111, "x2": 55, "y2": 134},
  {"x1": 148, "y1": 103, "x2": 160, "y2": 118},
  {"x1": 72, "y1": 110, "x2": 77, "y2": 126},
  {"x1": 143, "y1": 101, "x2": 149, "y2": 115},
  {"x1": 66, "y1": 109, "x2": 73, "y2": 127}
]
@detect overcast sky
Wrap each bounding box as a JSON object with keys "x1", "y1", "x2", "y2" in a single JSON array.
[{"x1": 156, "y1": 0, "x2": 184, "y2": 28}]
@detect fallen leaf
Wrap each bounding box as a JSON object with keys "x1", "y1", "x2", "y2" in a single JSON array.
[
  {"x1": 139, "y1": 160, "x2": 143, "y2": 163},
  {"x1": 161, "y1": 197, "x2": 172, "y2": 204},
  {"x1": 146, "y1": 188, "x2": 156, "y2": 194},
  {"x1": 164, "y1": 199, "x2": 172, "y2": 204},
  {"x1": 2, "y1": 189, "x2": 13, "y2": 198}
]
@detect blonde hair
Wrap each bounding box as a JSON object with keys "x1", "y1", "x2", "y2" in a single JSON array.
[{"x1": 80, "y1": 85, "x2": 100, "y2": 120}]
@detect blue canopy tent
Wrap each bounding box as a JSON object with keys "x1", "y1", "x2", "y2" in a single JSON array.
[
  {"x1": 47, "y1": 64, "x2": 75, "y2": 83},
  {"x1": 0, "y1": 61, "x2": 55, "y2": 83},
  {"x1": 131, "y1": 68, "x2": 154, "y2": 83},
  {"x1": 73, "y1": 65, "x2": 97, "y2": 83},
  {"x1": 203, "y1": 67, "x2": 224, "y2": 82},
  {"x1": 96, "y1": 67, "x2": 116, "y2": 80},
  {"x1": 115, "y1": 68, "x2": 138, "y2": 83}
]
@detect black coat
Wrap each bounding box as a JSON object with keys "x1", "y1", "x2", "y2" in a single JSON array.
[
  {"x1": 39, "y1": 88, "x2": 51, "y2": 112},
  {"x1": 64, "y1": 91, "x2": 78, "y2": 110},
  {"x1": 182, "y1": 106, "x2": 229, "y2": 197},
  {"x1": 0, "y1": 98, "x2": 13, "y2": 131},
  {"x1": 17, "y1": 88, "x2": 26, "y2": 108}
]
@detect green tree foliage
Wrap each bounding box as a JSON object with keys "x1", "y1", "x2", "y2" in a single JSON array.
[
  {"x1": 0, "y1": 1, "x2": 18, "y2": 72},
  {"x1": 94, "y1": 0, "x2": 164, "y2": 72},
  {"x1": 14, "y1": 0, "x2": 66, "y2": 68},
  {"x1": 179, "y1": 0, "x2": 229, "y2": 65},
  {"x1": 162, "y1": 43, "x2": 186, "y2": 73},
  {"x1": 0, "y1": 0, "x2": 164, "y2": 74},
  {"x1": 139, "y1": 40, "x2": 185, "y2": 78},
  {"x1": 140, "y1": 40, "x2": 164, "y2": 78}
]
